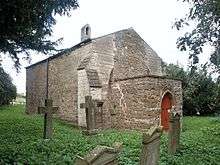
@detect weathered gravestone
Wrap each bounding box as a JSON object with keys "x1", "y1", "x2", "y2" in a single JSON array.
[
  {"x1": 168, "y1": 112, "x2": 181, "y2": 155},
  {"x1": 140, "y1": 126, "x2": 163, "y2": 165},
  {"x1": 82, "y1": 96, "x2": 103, "y2": 135},
  {"x1": 38, "y1": 99, "x2": 58, "y2": 139},
  {"x1": 75, "y1": 142, "x2": 122, "y2": 165}
]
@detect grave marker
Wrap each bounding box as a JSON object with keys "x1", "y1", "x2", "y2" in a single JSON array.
[
  {"x1": 83, "y1": 96, "x2": 103, "y2": 135},
  {"x1": 75, "y1": 142, "x2": 122, "y2": 165},
  {"x1": 38, "y1": 99, "x2": 58, "y2": 139},
  {"x1": 140, "y1": 126, "x2": 163, "y2": 165},
  {"x1": 168, "y1": 112, "x2": 181, "y2": 154}
]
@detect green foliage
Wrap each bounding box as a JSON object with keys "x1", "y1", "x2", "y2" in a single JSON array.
[
  {"x1": 164, "y1": 63, "x2": 219, "y2": 115},
  {"x1": 161, "y1": 117, "x2": 220, "y2": 165},
  {"x1": 174, "y1": 0, "x2": 220, "y2": 73},
  {"x1": 0, "y1": 65, "x2": 16, "y2": 105},
  {"x1": 163, "y1": 63, "x2": 188, "y2": 88},
  {"x1": 0, "y1": 105, "x2": 142, "y2": 165},
  {"x1": 184, "y1": 66, "x2": 218, "y2": 115},
  {"x1": 0, "y1": 106, "x2": 220, "y2": 164},
  {"x1": 0, "y1": 0, "x2": 78, "y2": 69}
]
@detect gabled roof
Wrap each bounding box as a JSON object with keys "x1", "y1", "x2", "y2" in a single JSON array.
[
  {"x1": 26, "y1": 38, "x2": 92, "y2": 69},
  {"x1": 26, "y1": 28, "x2": 132, "y2": 69}
]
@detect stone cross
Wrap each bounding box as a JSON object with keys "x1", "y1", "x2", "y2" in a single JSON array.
[
  {"x1": 140, "y1": 126, "x2": 163, "y2": 165},
  {"x1": 83, "y1": 96, "x2": 103, "y2": 135},
  {"x1": 168, "y1": 112, "x2": 181, "y2": 155},
  {"x1": 38, "y1": 99, "x2": 58, "y2": 139},
  {"x1": 85, "y1": 96, "x2": 96, "y2": 131}
]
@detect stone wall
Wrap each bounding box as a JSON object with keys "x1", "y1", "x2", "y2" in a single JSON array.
[
  {"x1": 84, "y1": 29, "x2": 167, "y2": 130},
  {"x1": 77, "y1": 69, "x2": 90, "y2": 127},
  {"x1": 77, "y1": 34, "x2": 116, "y2": 129},
  {"x1": 113, "y1": 29, "x2": 163, "y2": 81},
  {"x1": 26, "y1": 61, "x2": 47, "y2": 114},
  {"x1": 102, "y1": 76, "x2": 182, "y2": 130},
  {"x1": 89, "y1": 34, "x2": 116, "y2": 100},
  {"x1": 98, "y1": 29, "x2": 181, "y2": 130},
  {"x1": 48, "y1": 43, "x2": 93, "y2": 124}
]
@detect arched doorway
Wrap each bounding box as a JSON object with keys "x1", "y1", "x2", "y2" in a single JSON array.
[{"x1": 161, "y1": 92, "x2": 173, "y2": 131}]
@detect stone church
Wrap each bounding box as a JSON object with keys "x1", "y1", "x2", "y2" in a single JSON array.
[{"x1": 26, "y1": 25, "x2": 182, "y2": 131}]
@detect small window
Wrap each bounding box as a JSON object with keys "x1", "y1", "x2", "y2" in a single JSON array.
[{"x1": 85, "y1": 27, "x2": 89, "y2": 35}]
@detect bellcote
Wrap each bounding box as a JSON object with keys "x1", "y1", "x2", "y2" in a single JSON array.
[{"x1": 81, "y1": 24, "x2": 91, "y2": 42}]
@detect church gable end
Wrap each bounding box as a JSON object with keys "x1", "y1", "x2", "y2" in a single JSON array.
[{"x1": 112, "y1": 29, "x2": 163, "y2": 81}]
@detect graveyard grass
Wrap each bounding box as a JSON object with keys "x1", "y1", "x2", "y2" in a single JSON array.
[{"x1": 0, "y1": 105, "x2": 220, "y2": 165}]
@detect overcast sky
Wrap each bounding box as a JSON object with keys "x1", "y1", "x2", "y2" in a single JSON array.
[{"x1": 1, "y1": 0, "x2": 212, "y2": 94}]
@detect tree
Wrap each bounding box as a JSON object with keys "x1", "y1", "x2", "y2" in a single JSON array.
[
  {"x1": 174, "y1": 0, "x2": 220, "y2": 73},
  {"x1": 0, "y1": 0, "x2": 79, "y2": 69},
  {"x1": 164, "y1": 63, "x2": 219, "y2": 115},
  {"x1": 214, "y1": 77, "x2": 220, "y2": 114},
  {"x1": 0, "y1": 65, "x2": 17, "y2": 105},
  {"x1": 184, "y1": 66, "x2": 217, "y2": 115},
  {"x1": 163, "y1": 63, "x2": 188, "y2": 88}
]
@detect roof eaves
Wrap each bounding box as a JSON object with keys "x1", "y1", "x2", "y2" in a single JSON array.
[{"x1": 26, "y1": 39, "x2": 92, "y2": 69}]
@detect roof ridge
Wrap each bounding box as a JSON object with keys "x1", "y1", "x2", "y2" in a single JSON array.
[
  {"x1": 92, "y1": 27, "x2": 133, "y2": 41},
  {"x1": 26, "y1": 27, "x2": 134, "y2": 69}
]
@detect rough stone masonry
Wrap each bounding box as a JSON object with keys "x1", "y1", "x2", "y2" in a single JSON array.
[{"x1": 26, "y1": 24, "x2": 182, "y2": 131}]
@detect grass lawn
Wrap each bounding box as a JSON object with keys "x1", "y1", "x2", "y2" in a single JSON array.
[{"x1": 0, "y1": 105, "x2": 220, "y2": 165}]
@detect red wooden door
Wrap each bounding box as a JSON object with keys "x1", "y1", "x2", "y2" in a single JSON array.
[{"x1": 161, "y1": 94, "x2": 172, "y2": 131}]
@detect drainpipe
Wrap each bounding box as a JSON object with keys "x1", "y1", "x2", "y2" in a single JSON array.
[{"x1": 46, "y1": 58, "x2": 49, "y2": 99}]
